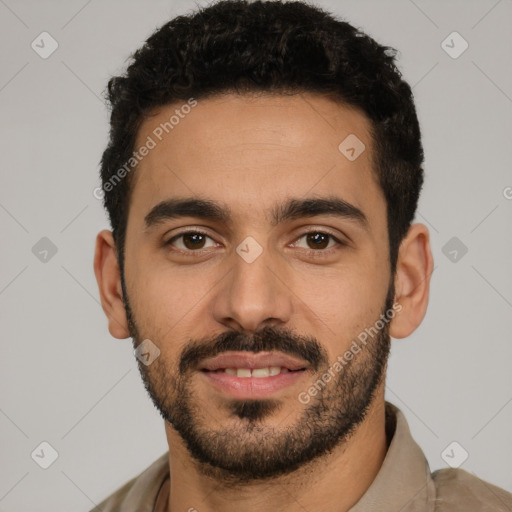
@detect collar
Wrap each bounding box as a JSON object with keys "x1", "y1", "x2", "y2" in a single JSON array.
[{"x1": 348, "y1": 401, "x2": 436, "y2": 511}]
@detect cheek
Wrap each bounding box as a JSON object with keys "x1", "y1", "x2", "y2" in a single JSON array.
[
  {"x1": 296, "y1": 254, "x2": 384, "y2": 307},
  {"x1": 290, "y1": 259, "x2": 388, "y2": 358},
  {"x1": 128, "y1": 278, "x2": 194, "y2": 367},
  {"x1": 129, "y1": 260, "x2": 215, "y2": 335}
]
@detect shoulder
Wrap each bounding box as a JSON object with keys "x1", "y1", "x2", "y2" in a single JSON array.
[
  {"x1": 431, "y1": 467, "x2": 512, "y2": 511},
  {"x1": 88, "y1": 452, "x2": 170, "y2": 512},
  {"x1": 89, "y1": 476, "x2": 139, "y2": 512}
]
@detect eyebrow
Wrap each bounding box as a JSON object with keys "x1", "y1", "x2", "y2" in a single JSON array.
[{"x1": 144, "y1": 196, "x2": 369, "y2": 231}]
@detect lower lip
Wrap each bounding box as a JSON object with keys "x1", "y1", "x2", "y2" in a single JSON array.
[{"x1": 200, "y1": 370, "x2": 307, "y2": 399}]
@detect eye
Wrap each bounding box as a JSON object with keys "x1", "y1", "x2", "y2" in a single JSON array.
[
  {"x1": 164, "y1": 229, "x2": 346, "y2": 256},
  {"x1": 291, "y1": 230, "x2": 344, "y2": 253},
  {"x1": 165, "y1": 230, "x2": 217, "y2": 251}
]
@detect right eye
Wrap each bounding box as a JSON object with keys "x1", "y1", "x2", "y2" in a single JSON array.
[{"x1": 165, "y1": 230, "x2": 218, "y2": 252}]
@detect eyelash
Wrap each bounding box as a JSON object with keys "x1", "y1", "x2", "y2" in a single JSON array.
[{"x1": 164, "y1": 229, "x2": 345, "y2": 257}]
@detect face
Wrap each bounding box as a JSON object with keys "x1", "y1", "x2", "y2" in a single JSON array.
[{"x1": 121, "y1": 93, "x2": 394, "y2": 482}]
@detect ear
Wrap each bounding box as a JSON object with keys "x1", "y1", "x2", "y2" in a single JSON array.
[
  {"x1": 389, "y1": 223, "x2": 434, "y2": 339},
  {"x1": 93, "y1": 229, "x2": 131, "y2": 339}
]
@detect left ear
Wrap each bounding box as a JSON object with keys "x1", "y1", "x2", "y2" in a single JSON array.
[{"x1": 389, "y1": 223, "x2": 434, "y2": 339}]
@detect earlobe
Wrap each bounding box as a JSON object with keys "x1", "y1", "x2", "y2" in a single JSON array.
[
  {"x1": 93, "y1": 229, "x2": 131, "y2": 339},
  {"x1": 389, "y1": 223, "x2": 434, "y2": 339}
]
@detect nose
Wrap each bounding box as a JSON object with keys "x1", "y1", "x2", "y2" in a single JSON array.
[{"x1": 211, "y1": 242, "x2": 294, "y2": 333}]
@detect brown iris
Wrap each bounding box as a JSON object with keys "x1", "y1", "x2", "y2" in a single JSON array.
[
  {"x1": 182, "y1": 233, "x2": 207, "y2": 250},
  {"x1": 305, "y1": 232, "x2": 330, "y2": 250}
]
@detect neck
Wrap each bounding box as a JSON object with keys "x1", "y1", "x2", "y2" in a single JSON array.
[{"x1": 163, "y1": 392, "x2": 388, "y2": 512}]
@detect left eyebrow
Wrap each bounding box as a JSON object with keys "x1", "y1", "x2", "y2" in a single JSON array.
[
  {"x1": 270, "y1": 196, "x2": 368, "y2": 230},
  {"x1": 144, "y1": 196, "x2": 369, "y2": 231}
]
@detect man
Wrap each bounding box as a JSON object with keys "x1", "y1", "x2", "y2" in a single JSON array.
[{"x1": 92, "y1": 1, "x2": 512, "y2": 511}]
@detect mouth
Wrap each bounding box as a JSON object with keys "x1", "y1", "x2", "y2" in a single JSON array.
[
  {"x1": 198, "y1": 351, "x2": 309, "y2": 399},
  {"x1": 202, "y1": 366, "x2": 305, "y2": 377}
]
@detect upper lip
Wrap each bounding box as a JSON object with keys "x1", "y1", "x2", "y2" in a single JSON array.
[{"x1": 199, "y1": 351, "x2": 309, "y2": 371}]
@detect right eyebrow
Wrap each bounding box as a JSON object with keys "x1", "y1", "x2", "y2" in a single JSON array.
[{"x1": 144, "y1": 198, "x2": 231, "y2": 230}]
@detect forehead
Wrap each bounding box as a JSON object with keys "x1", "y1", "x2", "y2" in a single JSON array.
[{"x1": 129, "y1": 92, "x2": 384, "y2": 229}]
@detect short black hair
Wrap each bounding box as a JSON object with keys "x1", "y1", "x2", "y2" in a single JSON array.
[{"x1": 99, "y1": 0, "x2": 424, "y2": 278}]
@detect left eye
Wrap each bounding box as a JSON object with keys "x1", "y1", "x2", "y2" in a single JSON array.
[{"x1": 292, "y1": 231, "x2": 341, "y2": 251}]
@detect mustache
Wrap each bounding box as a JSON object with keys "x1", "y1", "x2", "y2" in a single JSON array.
[{"x1": 179, "y1": 325, "x2": 328, "y2": 374}]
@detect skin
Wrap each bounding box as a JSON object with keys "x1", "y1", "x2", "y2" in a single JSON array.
[{"x1": 94, "y1": 92, "x2": 433, "y2": 512}]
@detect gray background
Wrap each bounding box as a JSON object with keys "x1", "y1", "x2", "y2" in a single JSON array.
[{"x1": 1, "y1": 0, "x2": 511, "y2": 510}]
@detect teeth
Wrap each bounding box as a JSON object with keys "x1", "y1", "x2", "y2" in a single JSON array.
[
  {"x1": 269, "y1": 366, "x2": 281, "y2": 376},
  {"x1": 252, "y1": 368, "x2": 270, "y2": 378},
  {"x1": 222, "y1": 367, "x2": 289, "y2": 377}
]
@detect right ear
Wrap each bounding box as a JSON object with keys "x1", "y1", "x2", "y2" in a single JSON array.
[{"x1": 93, "y1": 229, "x2": 131, "y2": 339}]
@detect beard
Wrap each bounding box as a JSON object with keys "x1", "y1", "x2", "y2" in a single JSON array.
[{"x1": 121, "y1": 273, "x2": 394, "y2": 484}]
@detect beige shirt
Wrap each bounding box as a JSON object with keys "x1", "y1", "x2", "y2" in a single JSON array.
[{"x1": 90, "y1": 401, "x2": 512, "y2": 512}]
